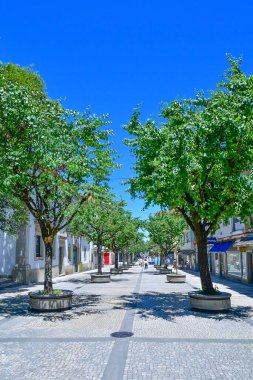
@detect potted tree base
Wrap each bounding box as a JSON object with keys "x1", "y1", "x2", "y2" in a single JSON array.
[
  {"x1": 166, "y1": 273, "x2": 186, "y2": 283},
  {"x1": 122, "y1": 265, "x2": 130, "y2": 270},
  {"x1": 29, "y1": 290, "x2": 73, "y2": 311},
  {"x1": 110, "y1": 267, "x2": 123, "y2": 274},
  {"x1": 91, "y1": 273, "x2": 111, "y2": 283},
  {"x1": 188, "y1": 291, "x2": 231, "y2": 311},
  {"x1": 159, "y1": 267, "x2": 172, "y2": 274}
]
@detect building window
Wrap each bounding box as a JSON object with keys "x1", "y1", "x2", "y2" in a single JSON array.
[
  {"x1": 83, "y1": 246, "x2": 87, "y2": 261},
  {"x1": 227, "y1": 252, "x2": 241, "y2": 277},
  {"x1": 35, "y1": 235, "x2": 42, "y2": 258},
  {"x1": 242, "y1": 252, "x2": 247, "y2": 277}
]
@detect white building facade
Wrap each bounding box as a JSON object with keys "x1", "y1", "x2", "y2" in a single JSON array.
[{"x1": 0, "y1": 214, "x2": 94, "y2": 284}]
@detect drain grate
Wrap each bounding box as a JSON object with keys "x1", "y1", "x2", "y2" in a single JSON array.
[{"x1": 110, "y1": 331, "x2": 134, "y2": 338}]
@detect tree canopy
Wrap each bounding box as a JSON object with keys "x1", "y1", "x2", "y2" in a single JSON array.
[
  {"x1": 125, "y1": 56, "x2": 253, "y2": 293},
  {"x1": 0, "y1": 63, "x2": 116, "y2": 290},
  {"x1": 103, "y1": 204, "x2": 142, "y2": 267},
  {"x1": 146, "y1": 212, "x2": 186, "y2": 264},
  {"x1": 70, "y1": 197, "x2": 142, "y2": 272},
  {"x1": 0, "y1": 193, "x2": 28, "y2": 235}
]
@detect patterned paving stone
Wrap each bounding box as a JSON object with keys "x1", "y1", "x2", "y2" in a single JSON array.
[
  {"x1": 124, "y1": 341, "x2": 253, "y2": 380},
  {"x1": 0, "y1": 265, "x2": 253, "y2": 379},
  {"x1": 0, "y1": 341, "x2": 113, "y2": 380}
]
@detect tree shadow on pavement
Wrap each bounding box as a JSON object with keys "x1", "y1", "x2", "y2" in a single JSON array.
[
  {"x1": 56, "y1": 278, "x2": 91, "y2": 285},
  {"x1": 0, "y1": 287, "x2": 30, "y2": 295},
  {"x1": 115, "y1": 291, "x2": 253, "y2": 322},
  {"x1": 0, "y1": 293, "x2": 104, "y2": 322}
]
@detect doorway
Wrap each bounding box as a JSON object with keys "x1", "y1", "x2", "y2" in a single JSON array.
[{"x1": 104, "y1": 252, "x2": 110, "y2": 265}]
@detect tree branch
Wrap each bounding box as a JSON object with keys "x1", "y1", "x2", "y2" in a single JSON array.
[{"x1": 177, "y1": 207, "x2": 195, "y2": 232}]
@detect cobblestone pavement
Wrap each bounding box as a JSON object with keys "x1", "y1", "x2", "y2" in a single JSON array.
[{"x1": 0, "y1": 266, "x2": 253, "y2": 379}]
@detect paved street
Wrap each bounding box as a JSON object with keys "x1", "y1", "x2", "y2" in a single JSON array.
[{"x1": 0, "y1": 265, "x2": 253, "y2": 380}]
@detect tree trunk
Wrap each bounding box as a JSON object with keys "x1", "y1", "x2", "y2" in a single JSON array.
[
  {"x1": 115, "y1": 249, "x2": 119, "y2": 269},
  {"x1": 123, "y1": 250, "x2": 126, "y2": 265},
  {"x1": 160, "y1": 251, "x2": 166, "y2": 266},
  {"x1": 44, "y1": 240, "x2": 54, "y2": 292},
  {"x1": 97, "y1": 243, "x2": 102, "y2": 275},
  {"x1": 196, "y1": 233, "x2": 214, "y2": 294}
]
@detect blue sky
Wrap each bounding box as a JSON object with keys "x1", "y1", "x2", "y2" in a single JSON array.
[{"x1": 1, "y1": 0, "x2": 253, "y2": 219}]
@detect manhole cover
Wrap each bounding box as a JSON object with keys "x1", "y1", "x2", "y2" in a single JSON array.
[{"x1": 111, "y1": 331, "x2": 134, "y2": 338}]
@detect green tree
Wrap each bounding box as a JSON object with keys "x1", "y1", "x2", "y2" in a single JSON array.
[
  {"x1": 125, "y1": 57, "x2": 253, "y2": 294},
  {"x1": 0, "y1": 63, "x2": 115, "y2": 291},
  {"x1": 146, "y1": 240, "x2": 160, "y2": 259},
  {"x1": 0, "y1": 193, "x2": 28, "y2": 235},
  {"x1": 126, "y1": 229, "x2": 147, "y2": 263},
  {"x1": 104, "y1": 205, "x2": 137, "y2": 269},
  {"x1": 70, "y1": 198, "x2": 120, "y2": 274},
  {"x1": 71, "y1": 199, "x2": 143, "y2": 273},
  {"x1": 146, "y1": 212, "x2": 186, "y2": 266}
]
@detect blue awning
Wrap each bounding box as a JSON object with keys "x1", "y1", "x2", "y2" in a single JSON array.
[
  {"x1": 209, "y1": 241, "x2": 235, "y2": 253},
  {"x1": 240, "y1": 234, "x2": 253, "y2": 242}
]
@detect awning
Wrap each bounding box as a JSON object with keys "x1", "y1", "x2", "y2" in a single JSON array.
[
  {"x1": 234, "y1": 234, "x2": 253, "y2": 246},
  {"x1": 209, "y1": 241, "x2": 235, "y2": 253},
  {"x1": 241, "y1": 234, "x2": 253, "y2": 241}
]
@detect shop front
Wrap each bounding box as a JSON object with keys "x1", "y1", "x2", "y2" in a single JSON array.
[
  {"x1": 232, "y1": 234, "x2": 253, "y2": 284},
  {"x1": 209, "y1": 238, "x2": 253, "y2": 284},
  {"x1": 209, "y1": 241, "x2": 235, "y2": 277},
  {"x1": 226, "y1": 249, "x2": 252, "y2": 283},
  {"x1": 178, "y1": 250, "x2": 194, "y2": 269}
]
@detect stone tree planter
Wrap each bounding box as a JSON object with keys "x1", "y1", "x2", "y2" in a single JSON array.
[
  {"x1": 166, "y1": 273, "x2": 186, "y2": 283},
  {"x1": 159, "y1": 268, "x2": 172, "y2": 274},
  {"x1": 91, "y1": 273, "x2": 111, "y2": 283},
  {"x1": 110, "y1": 267, "x2": 123, "y2": 274},
  {"x1": 189, "y1": 291, "x2": 231, "y2": 311},
  {"x1": 29, "y1": 290, "x2": 73, "y2": 311}
]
